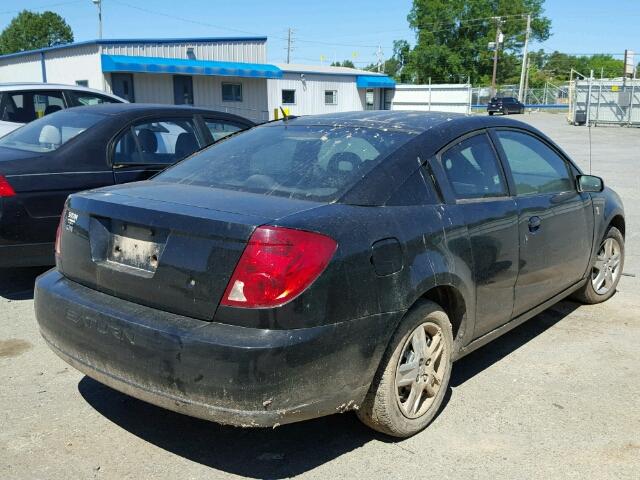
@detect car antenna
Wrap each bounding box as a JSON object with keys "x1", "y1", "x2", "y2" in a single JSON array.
[
  {"x1": 588, "y1": 122, "x2": 592, "y2": 175},
  {"x1": 280, "y1": 106, "x2": 289, "y2": 122}
]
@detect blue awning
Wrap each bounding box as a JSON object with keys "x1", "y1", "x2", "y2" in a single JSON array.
[
  {"x1": 101, "y1": 54, "x2": 283, "y2": 79},
  {"x1": 356, "y1": 75, "x2": 396, "y2": 89}
]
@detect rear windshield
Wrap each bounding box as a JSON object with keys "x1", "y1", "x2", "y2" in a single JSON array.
[
  {"x1": 156, "y1": 124, "x2": 414, "y2": 201},
  {"x1": 0, "y1": 110, "x2": 105, "y2": 153}
]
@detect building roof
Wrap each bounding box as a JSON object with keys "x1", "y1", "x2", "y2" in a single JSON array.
[
  {"x1": 274, "y1": 63, "x2": 386, "y2": 77},
  {"x1": 0, "y1": 37, "x2": 268, "y2": 60}
]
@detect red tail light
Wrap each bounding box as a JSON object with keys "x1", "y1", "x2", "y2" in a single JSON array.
[
  {"x1": 0, "y1": 175, "x2": 15, "y2": 197},
  {"x1": 221, "y1": 226, "x2": 337, "y2": 308}
]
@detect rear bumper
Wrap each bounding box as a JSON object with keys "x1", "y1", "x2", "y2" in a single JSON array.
[{"x1": 35, "y1": 270, "x2": 400, "y2": 427}]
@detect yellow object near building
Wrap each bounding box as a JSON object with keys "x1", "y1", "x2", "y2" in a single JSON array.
[{"x1": 274, "y1": 107, "x2": 290, "y2": 120}]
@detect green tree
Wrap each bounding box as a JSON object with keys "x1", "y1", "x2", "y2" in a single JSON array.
[
  {"x1": 404, "y1": 0, "x2": 551, "y2": 84},
  {"x1": 0, "y1": 10, "x2": 73, "y2": 55},
  {"x1": 330, "y1": 60, "x2": 356, "y2": 68}
]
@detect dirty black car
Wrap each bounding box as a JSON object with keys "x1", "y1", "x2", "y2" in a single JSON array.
[{"x1": 35, "y1": 111, "x2": 625, "y2": 438}]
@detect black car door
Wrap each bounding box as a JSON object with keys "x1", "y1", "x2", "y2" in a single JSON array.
[
  {"x1": 491, "y1": 128, "x2": 594, "y2": 316},
  {"x1": 111, "y1": 116, "x2": 205, "y2": 184},
  {"x1": 433, "y1": 131, "x2": 520, "y2": 337}
]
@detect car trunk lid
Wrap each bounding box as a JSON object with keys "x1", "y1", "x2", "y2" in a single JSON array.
[{"x1": 58, "y1": 182, "x2": 322, "y2": 320}]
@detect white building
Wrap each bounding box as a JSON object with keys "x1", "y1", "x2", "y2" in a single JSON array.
[{"x1": 0, "y1": 37, "x2": 395, "y2": 122}]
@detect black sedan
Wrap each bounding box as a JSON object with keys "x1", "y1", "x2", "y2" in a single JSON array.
[
  {"x1": 487, "y1": 96, "x2": 525, "y2": 115},
  {"x1": 35, "y1": 111, "x2": 625, "y2": 437},
  {"x1": 0, "y1": 104, "x2": 253, "y2": 267}
]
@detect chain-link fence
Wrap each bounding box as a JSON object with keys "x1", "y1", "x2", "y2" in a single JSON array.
[
  {"x1": 568, "y1": 78, "x2": 640, "y2": 126},
  {"x1": 471, "y1": 83, "x2": 569, "y2": 111}
]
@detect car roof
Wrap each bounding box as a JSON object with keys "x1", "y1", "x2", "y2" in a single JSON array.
[
  {"x1": 268, "y1": 110, "x2": 535, "y2": 135},
  {"x1": 55, "y1": 103, "x2": 255, "y2": 123},
  {"x1": 270, "y1": 111, "x2": 468, "y2": 133},
  {"x1": 0, "y1": 82, "x2": 124, "y2": 99}
]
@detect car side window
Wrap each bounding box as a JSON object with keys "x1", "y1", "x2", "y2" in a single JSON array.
[
  {"x1": 440, "y1": 133, "x2": 507, "y2": 200},
  {"x1": 113, "y1": 118, "x2": 201, "y2": 166},
  {"x1": 204, "y1": 119, "x2": 244, "y2": 142},
  {"x1": 68, "y1": 91, "x2": 120, "y2": 106},
  {"x1": 0, "y1": 91, "x2": 65, "y2": 123},
  {"x1": 495, "y1": 130, "x2": 573, "y2": 195}
]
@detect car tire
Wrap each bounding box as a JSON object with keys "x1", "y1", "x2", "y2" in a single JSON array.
[
  {"x1": 572, "y1": 226, "x2": 624, "y2": 304},
  {"x1": 502, "y1": 108, "x2": 508, "y2": 115},
  {"x1": 357, "y1": 300, "x2": 453, "y2": 438},
  {"x1": 488, "y1": 111, "x2": 494, "y2": 116}
]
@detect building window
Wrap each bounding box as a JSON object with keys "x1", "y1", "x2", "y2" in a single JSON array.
[
  {"x1": 282, "y1": 89, "x2": 296, "y2": 104},
  {"x1": 365, "y1": 89, "x2": 375, "y2": 110},
  {"x1": 222, "y1": 83, "x2": 242, "y2": 102},
  {"x1": 325, "y1": 90, "x2": 337, "y2": 105},
  {"x1": 75, "y1": 80, "x2": 89, "y2": 87}
]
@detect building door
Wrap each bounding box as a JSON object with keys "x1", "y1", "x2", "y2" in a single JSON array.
[
  {"x1": 111, "y1": 73, "x2": 135, "y2": 102},
  {"x1": 173, "y1": 75, "x2": 194, "y2": 105}
]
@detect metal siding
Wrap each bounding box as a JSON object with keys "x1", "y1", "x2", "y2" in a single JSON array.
[
  {"x1": 193, "y1": 76, "x2": 268, "y2": 122},
  {"x1": 42, "y1": 45, "x2": 103, "y2": 89},
  {"x1": 390, "y1": 84, "x2": 471, "y2": 114},
  {"x1": 101, "y1": 41, "x2": 266, "y2": 63},
  {"x1": 0, "y1": 53, "x2": 43, "y2": 82},
  {"x1": 267, "y1": 73, "x2": 364, "y2": 119},
  {"x1": 131, "y1": 73, "x2": 174, "y2": 103}
]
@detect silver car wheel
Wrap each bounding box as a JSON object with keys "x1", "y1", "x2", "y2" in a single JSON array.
[
  {"x1": 591, "y1": 237, "x2": 622, "y2": 295},
  {"x1": 395, "y1": 322, "x2": 448, "y2": 419}
]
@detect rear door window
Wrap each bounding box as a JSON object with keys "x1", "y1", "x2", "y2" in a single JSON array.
[
  {"x1": 67, "y1": 91, "x2": 121, "y2": 106},
  {"x1": 495, "y1": 130, "x2": 573, "y2": 195},
  {"x1": 0, "y1": 90, "x2": 66, "y2": 123},
  {"x1": 440, "y1": 133, "x2": 507, "y2": 199},
  {"x1": 112, "y1": 118, "x2": 202, "y2": 166},
  {"x1": 203, "y1": 119, "x2": 245, "y2": 142}
]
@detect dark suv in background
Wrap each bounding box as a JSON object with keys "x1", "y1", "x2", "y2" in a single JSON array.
[{"x1": 487, "y1": 96, "x2": 525, "y2": 115}]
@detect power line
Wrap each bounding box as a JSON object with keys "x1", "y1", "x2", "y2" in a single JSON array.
[
  {"x1": 110, "y1": 0, "x2": 286, "y2": 39},
  {"x1": 0, "y1": 0, "x2": 84, "y2": 16}
]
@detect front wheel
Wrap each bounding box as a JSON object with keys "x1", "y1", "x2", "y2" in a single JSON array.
[
  {"x1": 357, "y1": 300, "x2": 453, "y2": 437},
  {"x1": 573, "y1": 226, "x2": 624, "y2": 304}
]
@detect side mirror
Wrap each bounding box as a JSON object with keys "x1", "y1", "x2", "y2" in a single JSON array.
[{"x1": 577, "y1": 175, "x2": 604, "y2": 193}]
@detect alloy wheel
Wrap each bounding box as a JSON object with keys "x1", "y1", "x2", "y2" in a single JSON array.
[
  {"x1": 591, "y1": 237, "x2": 622, "y2": 295},
  {"x1": 395, "y1": 322, "x2": 448, "y2": 419}
]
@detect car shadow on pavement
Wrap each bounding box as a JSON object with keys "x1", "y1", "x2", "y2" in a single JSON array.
[
  {"x1": 78, "y1": 376, "x2": 378, "y2": 479},
  {"x1": 77, "y1": 299, "x2": 582, "y2": 479},
  {"x1": 450, "y1": 300, "x2": 581, "y2": 387},
  {"x1": 0, "y1": 267, "x2": 50, "y2": 300}
]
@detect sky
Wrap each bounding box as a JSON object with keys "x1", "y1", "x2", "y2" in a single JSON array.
[{"x1": 1, "y1": 0, "x2": 639, "y2": 67}]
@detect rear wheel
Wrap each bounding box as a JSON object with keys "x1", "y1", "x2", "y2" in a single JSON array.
[
  {"x1": 357, "y1": 300, "x2": 453, "y2": 437},
  {"x1": 502, "y1": 107, "x2": 508, "y2": 115},
  {"x1": 573, "y1": 227, "x2": 624, "y2": 304}
]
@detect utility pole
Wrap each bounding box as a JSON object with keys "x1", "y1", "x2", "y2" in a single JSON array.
[
  {"x1": 92, "y1": 0, "x2": 102, "y2": 40},
  {"x1": 286, "y1": 28, "x2": 293, "y2": 64},
  {"x1": 375, "y1": 45, "x2": 384, "y2": 73},
  {"x1": 518, "y1": 13, "x2": 531, "y2": 102},
  {"x1": 523, "y1": 57, "x2": 531, "y2": 104},
  {"x1": 490, "y1": 17, "x2": 503, "y2": 96}
]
